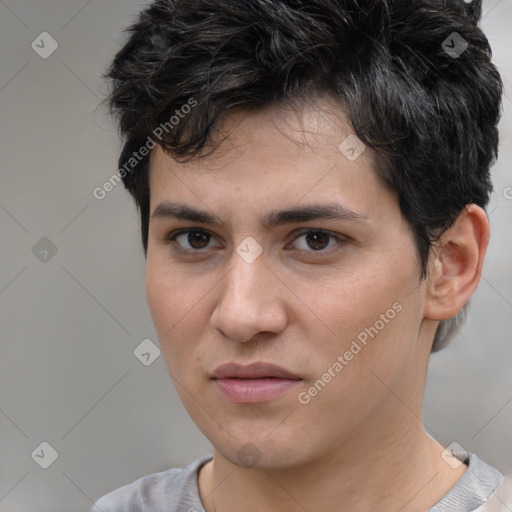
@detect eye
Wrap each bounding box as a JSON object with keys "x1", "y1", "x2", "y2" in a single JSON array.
[
  {"x1": 290, "y1": 229, "x2": 346, "y2": 253},
  {"x1": 165, "y1": 228, "x2": 347, "y2": 255},
  {"x1": 167, "y1": 229, "x2": 221, "y2": 251}
]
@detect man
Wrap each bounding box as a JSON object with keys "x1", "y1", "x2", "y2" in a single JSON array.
[{"x1": 93, "y1": 0, "x2": 510, "y2": 510}]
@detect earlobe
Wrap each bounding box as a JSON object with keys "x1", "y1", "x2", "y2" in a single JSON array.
[{"x1": 424, "y1": 204, "x2": 490, "y2": 321}]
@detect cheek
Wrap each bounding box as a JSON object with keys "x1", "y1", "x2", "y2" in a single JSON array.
[
  {"x1": 290, "y1": 254, "x2": 421, "y2": 376},
  {"x1": 145, "y1": 261, "x2": 212, "y2": 372},
  {"x1": 146, "y1": 254, "x2": 196, "y2": 327},
  {"x1": 296, "y1": 263, "x2": 406, "y2": 335},
  {"x1": 295, "y1": 298, "x2": 420, "y2": 431},
  {"x1": 146, "y1": 264, "x2": 186, "y2": 347},
  {"x1": 145, "y1": 261, "x2": 172, "y2": 333}
]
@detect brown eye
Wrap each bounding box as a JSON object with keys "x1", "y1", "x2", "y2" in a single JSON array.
[
  {"x1": 168, "y1": 229, "x2": 220, "y2": 251},
  {"x1": 292, "y1": 230, "x2": 342, "y2": 253},
  {"x1": 304, "y1": 231, "x2": 331, "y2": 250},
  {"x1": 186, "y1": 230, "x2": 211, "y2": 249}
]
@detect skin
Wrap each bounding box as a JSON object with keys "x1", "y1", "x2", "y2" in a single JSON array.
[{"x1": 145, "y1": 95, "x2": 489, "y2": 512}]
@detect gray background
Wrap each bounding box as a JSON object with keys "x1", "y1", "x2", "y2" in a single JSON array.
[{"x1": 0, "y1": 1, "x2": 510, "y2": 510}]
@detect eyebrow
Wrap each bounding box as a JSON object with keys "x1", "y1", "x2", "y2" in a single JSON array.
[{"x1": 151, "y1": 201, "x2": 370, "y2": 230}]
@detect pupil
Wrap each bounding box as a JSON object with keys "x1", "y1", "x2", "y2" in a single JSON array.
[
  {"x1": 189, "y1": 231, "x2": 209, "y2": 249},
  {"x1": 307, "y1": 231, "x2": 329, "y2": 250}
]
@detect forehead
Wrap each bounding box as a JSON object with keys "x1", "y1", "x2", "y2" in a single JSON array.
[{"x1": 147, "y1": 98, "x2": 393, "y2": 225}]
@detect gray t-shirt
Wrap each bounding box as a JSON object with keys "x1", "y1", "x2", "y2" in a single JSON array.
[{"x1": 91, "y1": 453, "x2": 504, "y2": 511}]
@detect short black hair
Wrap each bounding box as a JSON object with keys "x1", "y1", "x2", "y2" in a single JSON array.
[{"x1": 102, "y1": 0, "x2": 503, "y2": 352}]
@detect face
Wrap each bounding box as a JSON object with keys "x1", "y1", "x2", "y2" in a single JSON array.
[{"x1": 145, "y1": 97, "x2": 432, "y2": 470}]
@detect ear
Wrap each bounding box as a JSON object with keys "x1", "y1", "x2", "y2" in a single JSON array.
[{"x1": 424, "y1": 204, "x2": 490, "y2": 321}]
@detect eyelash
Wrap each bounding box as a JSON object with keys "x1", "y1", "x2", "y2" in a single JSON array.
[{"x1": 165, "y1": 228, "x2": 348, "y2": 256}]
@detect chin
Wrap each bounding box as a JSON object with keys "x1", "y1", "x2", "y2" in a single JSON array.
[{"x1": 208, "y1": 430, "x2": 315, "y2": 471}]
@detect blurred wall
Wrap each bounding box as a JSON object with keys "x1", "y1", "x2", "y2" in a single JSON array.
[{"x1": 0, "y1": 1, "x2": 510, "y2": 510}]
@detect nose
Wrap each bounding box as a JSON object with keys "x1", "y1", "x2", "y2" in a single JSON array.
[{"x1": 210, "y1": 247, "x2": 288, "y2": 343}]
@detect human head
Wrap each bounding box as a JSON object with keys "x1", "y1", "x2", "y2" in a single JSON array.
[{"x1": 102, "y1": 0, "x2": 502, "y2": 350}]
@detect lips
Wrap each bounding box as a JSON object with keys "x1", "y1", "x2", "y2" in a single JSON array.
[
  {"x1": 211, "y1": 362, "x2": 302, "y2": 404},
  {"x1": 211, "y1": 362, "x2": 301, "y2": 380}
]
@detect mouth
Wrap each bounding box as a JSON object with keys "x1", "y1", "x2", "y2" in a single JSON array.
[{"x1": 211, "y1": 362, "x2": 302, "y2": 404}]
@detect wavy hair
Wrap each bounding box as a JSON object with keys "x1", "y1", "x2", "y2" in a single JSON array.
[{"x1": 102, "y1": 0, "x2": 503, "y2": 351}]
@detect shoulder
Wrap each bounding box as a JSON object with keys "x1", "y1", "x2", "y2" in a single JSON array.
[
  {"x1": 429, "y1": 453, "x2": 504, "y2": 511},
  {"x1": 90, "y1": 455, "x2": 212, "y2": 512},
  {"x1": 479, "y1": 475, "x2": 512, "y2": 511}
]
